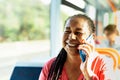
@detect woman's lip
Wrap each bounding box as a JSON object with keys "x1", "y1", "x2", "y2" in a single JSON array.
[{"x1": 67, "y1": 43, "x2": 79, "y2": 47}]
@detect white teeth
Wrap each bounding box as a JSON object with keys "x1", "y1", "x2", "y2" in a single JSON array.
[{"x1": 68, "y1": 43, "x2": 76, "y2": 47}]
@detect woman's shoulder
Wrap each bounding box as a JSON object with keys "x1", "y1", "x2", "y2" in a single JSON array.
[
  {"x1": 39, "y1": 58, "x2": 56, "y2": 80},
  {"x1": 90, "y1": 51, "x2": 113, "y2": 69},
  {"x1": 91, "y1": 53, "x2": 114, "y2": 72},
  {"x1": 46, "y1": 57, "x2": 56, "y2": 64},
  {"x1": 94, "y1": 54, "x2": 116, "y2": 79},
  {"x1": 43, "y1": 57, "x2": 56, "y2": 70},
  {"x1": 93, "y1": 53, "x2": 113, "y2": 66}
]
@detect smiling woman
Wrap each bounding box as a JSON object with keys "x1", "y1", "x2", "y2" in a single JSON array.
[{"x1": 39, "y1": 14, "x2": 115, "y2": 80}]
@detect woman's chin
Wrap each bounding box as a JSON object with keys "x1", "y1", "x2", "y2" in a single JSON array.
[
  {"x1": 65, "y1": 48, "x2": 79, "y2": 56},
  {"x1": 64, "y1": 45, "x2": 79, "y2": 55}
]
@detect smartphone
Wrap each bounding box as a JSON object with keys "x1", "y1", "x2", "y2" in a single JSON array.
[{"x1": 79, "y1": 34, "x2": 93, "y2": 62}]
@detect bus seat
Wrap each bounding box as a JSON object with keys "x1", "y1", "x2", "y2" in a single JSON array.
[
  {"x1": 10, "y1": 62, "x2": 43, "y2": 80},
  {"x1": 96, "y1": 48, "x2": 120, "y2": 70}
]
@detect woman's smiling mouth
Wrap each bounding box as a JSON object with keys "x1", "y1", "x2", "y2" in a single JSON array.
[
  {"x1": 67, "y1": 43, "x2": 78, "y2": 47},
  {"x1": 66, "y1": 40, "x2": 79, "y2": 48}
]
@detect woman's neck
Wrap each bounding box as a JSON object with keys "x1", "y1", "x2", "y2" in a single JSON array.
[
  {"x1": 64, "y1": 54, "x2": 82, "y2": 80},
  {"x1": 65, "y1": 53, "x2": 81, "y2": 68},
  {"x1": 109, "y1": 40, "x2": 115, "y2": 47}
]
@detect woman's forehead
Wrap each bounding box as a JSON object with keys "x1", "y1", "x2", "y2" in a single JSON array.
[{"x1": 65, "y1": 17, "x2": 89, "y2": 30}]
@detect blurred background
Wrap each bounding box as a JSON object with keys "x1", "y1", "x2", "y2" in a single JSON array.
[{"x1": 0, "y1": 0, "x2": 120, "y2": 80}]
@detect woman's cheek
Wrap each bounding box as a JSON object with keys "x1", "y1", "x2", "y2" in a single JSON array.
[
  {"x1": 62, "y1": 34, "x2": 69, "y2": 47},
  {"x1": 77, "y1": 35, "x2": 85, "y2": 43}
]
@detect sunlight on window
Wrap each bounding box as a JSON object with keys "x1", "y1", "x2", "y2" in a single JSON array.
[
  {"x1": 0, "y1": 0, "x2": 51, "y2": 80},
  {"x1": 66, "y1": 0, "x2": 85, "y2": 9}
]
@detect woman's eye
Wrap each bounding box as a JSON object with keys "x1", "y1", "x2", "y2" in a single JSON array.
[
  {"x1": 64, "y1": 31, "x2": 71, "y2": 34},
  {"x1": 75, "y1": 32, "x2": 82, "y2": 35}
]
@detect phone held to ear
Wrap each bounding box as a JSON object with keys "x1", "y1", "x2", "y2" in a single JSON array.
[{"x1": 79, "y1": 34, "x2": 93, "y2": 62}]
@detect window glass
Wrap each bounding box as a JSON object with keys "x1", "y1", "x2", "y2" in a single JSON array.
[{"x1": 0, "y1": 0, "x2": 51, "y2": 79}]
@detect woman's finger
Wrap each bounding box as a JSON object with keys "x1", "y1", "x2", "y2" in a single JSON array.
[
  {"x1": 86, "y1": 42, "x2": 94, "y2": 51},
  {"x1": 80, "y1": 55, "x2": 88, "y2": 71},
  {"x1": 78, "y1": 44, "x2": 91, "y2": 54}
]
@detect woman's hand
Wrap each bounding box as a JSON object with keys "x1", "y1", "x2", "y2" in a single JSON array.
[{"x1": 78, "y1": 40, "x2": 95, "y2": 80}]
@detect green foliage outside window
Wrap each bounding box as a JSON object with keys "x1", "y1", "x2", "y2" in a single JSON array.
[{"x1": 0, "y1": 0, "x2": 50, "y2": 42}]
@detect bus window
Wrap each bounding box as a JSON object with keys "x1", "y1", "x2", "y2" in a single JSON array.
[{"x1": 0, "y1": 0, "x2": 51, "y2": 80}]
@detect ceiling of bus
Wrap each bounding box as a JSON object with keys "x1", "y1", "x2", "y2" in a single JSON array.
[{"x1": 85, "y1": 0, "x2": 120, "y2": 12}]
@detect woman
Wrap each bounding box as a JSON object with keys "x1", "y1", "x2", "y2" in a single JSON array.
[
  {"x1": 39, "y1": 14, "x2": 115, "y2": 80},
  {"x1": 99, "y1": 24, "x2": 120, "y2": 53}
]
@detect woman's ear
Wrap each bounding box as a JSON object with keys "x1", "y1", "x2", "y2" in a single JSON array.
[
  {"x1": 116, "y1": 30, "x2": 119, "y2": 36},
  {"x1": 92, "y1": 33, "x2": 96, "y2": 40}
]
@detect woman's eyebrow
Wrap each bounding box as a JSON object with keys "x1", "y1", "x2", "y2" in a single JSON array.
[
  {"x1": 76, "y1": 28, "x2": 82, "y2": 31},
  {"x1": 65, "y1": 27, "x2": 70, "y2": 30}
]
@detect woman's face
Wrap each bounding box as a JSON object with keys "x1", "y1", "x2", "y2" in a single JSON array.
[
  {"x1": 104, "y1": 31, "x2": 117, "y2": 41},
  {"x1": 63, "y1": 17, "x2": 91, "y2": 56}
]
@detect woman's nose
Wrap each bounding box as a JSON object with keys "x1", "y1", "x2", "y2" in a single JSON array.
[{"x1": 70, "y1": 33, "x2": 76, "y2": 40}]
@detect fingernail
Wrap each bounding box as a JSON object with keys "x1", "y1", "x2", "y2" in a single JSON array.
[
  {"x1": 77, "y1": 46, "x2": 80, "y2": 49},
  {"x1": 82, "y1": 39, "x2": 85, "y2": 43}
]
